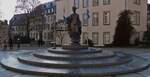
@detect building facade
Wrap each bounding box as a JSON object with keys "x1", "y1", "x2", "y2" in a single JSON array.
[
  {"x1": 43, "y1": 2, "x2": 56, "y2": 44},
  {"x1": 29, "y1": 4, "x2": 44, "y2": 42},
  {"x1": 55, "y1": 0, "x2": 73, "y2": 45},
  {"x1": 0, "y1": 20, "x2": 8, "y2": 48},
  {"x1": 55, "y1": 0, "x2": 147, "y2": 46},
  {"x1": 29, "y1": 2, "x2": 56, "y2": 44},
  {"x1": 9, "y1": 13, "x2": 28, "y2": 39},
  {"x1": 148, "y1": 4, "x2": 150, "y2": 28}
]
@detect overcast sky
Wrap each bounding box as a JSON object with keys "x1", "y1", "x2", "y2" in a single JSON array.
[{"x1": 0, "y1": 0, "x2": 149, "y2": 21}]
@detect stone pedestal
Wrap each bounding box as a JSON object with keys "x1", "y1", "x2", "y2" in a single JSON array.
[{"x1": 62, "y1": 44, "x2": 88, "y2": 50}]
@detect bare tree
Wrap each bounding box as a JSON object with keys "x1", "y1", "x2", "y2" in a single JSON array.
[
  {"x1": 55, "y1": 20, "x2": 68, "y2": 45},
  {"x1": 15, "y1": 0, "x2": 40, "y2": 14},
  {"x1": 15, "y1": 0, "x2": 40, "y2": 39},
  {"x1": 56, "y1": 30, "x2": 66, "y2": 45}
]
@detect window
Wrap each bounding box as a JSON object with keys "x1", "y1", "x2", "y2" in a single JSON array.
[
  {"x1": 148, "y1": 16, "x2": 150, "y2": 20},
  {"x1": 36, "y1": 33, "x2": 38, "y2": 40},
  {"x1": 103, "y1": 0, "x2": 110, "y2": 5},
  {"x1": 136, "y1": 32, "x2": 140, "y2": 39},
  {"x1": 131, "y1": 11, "x2": 140, "y2": 25},
  {"x1": 47, "y1": 25, "x2": 50, "y2": 30},
  {"x1": 82, "y1": 32, "x2": 88, "y2": 44},
  {"x1": 134, "y1": 0, "x2": 140, "y2": 5},
  {"x1": 93, "y1": 0, "x2": 99, "y2": 6},
  {"x1": 48, "y1": 32, "x2": 52, "y2": 40},
  {"x1": 74, "y1": 0, "x2": 80, "y2": 8},
  {"x1": 48, "y1": 9, "x2": 51, "y2": 13},
  {"x1": 83, "y1": 0, "x2": 89, "y2": 8},
  {"x1": 49, "y1": 16, "x2": 51, "y2": 23},
  {"x1": 136, "y1": 11, "x2": 140, "y2": 25},
  {"x1": 92, "y1": 32, "x2": 99, "y2": 45},
  {"x1": 51, "y1": 8, "x2": 54, "y2": 13},
  {"x1": 92, "y1": 12, "x2": 99, "y2": 26},
  {"x1": 103, "y1": 32, "x2": 110, "y2": 45},
  {"x1": 103, "y1": 11, "x2": 110, "y2": 25},
  {"x1": 132, "y1": 13, "x2": 136, "y2": 24},
  {"x1": 82, "y1": 13, "x2": 88, "y2": 26},
  {"x1": 45, "y1": 32, "x2": 47, "y2": 40}
]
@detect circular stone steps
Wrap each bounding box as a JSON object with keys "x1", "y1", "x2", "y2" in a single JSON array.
[
  {"x1": 17, "y1": 53, "x2": 132, "y2": 68},
  {"x1": 0, "y1": 54, "x2": 149, "y2": 77},
  {"x1": 0, "y1": 47, "x2": 149, "y2": 77},
  {"x1": 33, "y1": 50, "x2": 114, "y2": 60},
  {"x1": 48, "y1": 48, "x2": 102, "y2": 54}
]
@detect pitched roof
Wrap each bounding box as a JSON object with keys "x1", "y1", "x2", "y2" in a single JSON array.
[{"x1": 9, "y1": 13, "x2": 28, "y2": 26}]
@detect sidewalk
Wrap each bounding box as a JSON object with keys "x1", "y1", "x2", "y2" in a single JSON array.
[{"x1": 0, "y1": 44, "x2": 51, "y2": 51}]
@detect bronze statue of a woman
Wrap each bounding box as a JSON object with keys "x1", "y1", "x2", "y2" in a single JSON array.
[{"x1": 66, "y1": 6, "x2": 82, "y2": 46}]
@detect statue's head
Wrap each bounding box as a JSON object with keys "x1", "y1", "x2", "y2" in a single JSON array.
[{"x1": 72, "y1": 6, "x2": 77, "y2": 13}]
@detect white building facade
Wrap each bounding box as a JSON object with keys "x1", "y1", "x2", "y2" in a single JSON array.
[
  {"x1": 55, "y1": 0, "x2": 147, "y2": 46},
  {"x1": 29, "y1": 2, "x2": 56, "y2": 45}
]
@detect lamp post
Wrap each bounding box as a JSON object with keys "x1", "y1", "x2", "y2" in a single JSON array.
[
  {"x1": 52, "y1": 21, "x2": 57, "y2": 49},
  {"x1": 17, "y1": 37, "x2": 20, "y2": 49},
  {"x1": 52, "y1": 3, "x2": 57, "y2": 49},
  {"x1": 38, "y1": 10, "x2": 45, "y2": 47}
]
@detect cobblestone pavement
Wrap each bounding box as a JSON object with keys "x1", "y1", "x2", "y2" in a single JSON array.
[{"x1": 0, "y1": 48, "x2": 150, "y2": 77}]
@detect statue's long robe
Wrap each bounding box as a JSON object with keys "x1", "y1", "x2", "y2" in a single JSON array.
[
  {"x1": 67, "y1": 13, "x2": 81, "y2": 34},
  {"x1": 66, "y1": 13, "x2": 81, "y2": 44}
]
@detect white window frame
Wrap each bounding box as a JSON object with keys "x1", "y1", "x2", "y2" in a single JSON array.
[
  {"x1": 92, "y1": 32, "x2": 99, "y2": 45},
  {"x1": 93, "y1": 0, "x2": 99, "y2": 6},
  {"x1": 103, "y1": 11, "x2": 110, "y2": 25},
  {"x1": 83, "y1": 0, "x2": 89, "y2": 8},
  {"x1": 74, "y1": 0, "x2": 80, "y2": 8},
  {"x1": 103, "y1": 32, "x2": 110, "y2": 45},
  {"x1": 92, "y1": 12, "x2": 99, "y2": 26},
  {"x1": 131, "y1": 11, "x2": 140, "y2": 25},
  {"x1": 103, "y1": 0, "x2": 110, "y2": 5},
  {"x1": 134, "y1": 0, "x2": 140, "y2": 5}
]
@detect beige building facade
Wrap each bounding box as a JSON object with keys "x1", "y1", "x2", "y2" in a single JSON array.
[
  {"x1": 148, "y1": 4, "x2": 150, "y2": 28},
  {"x1": 55, "y1": 0, "x2": 147, "y2": 46},
  {"x1": 42, "y1": 13, "x2": 56, "y2": 44}
]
